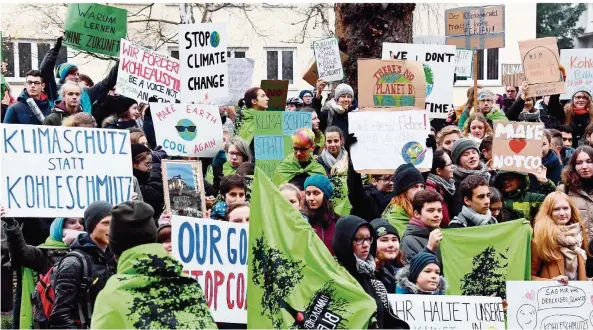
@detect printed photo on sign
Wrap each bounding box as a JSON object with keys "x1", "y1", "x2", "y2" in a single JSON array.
[
  {"x1": 313, "y1": 37, "x2": 344, "y2": 82},
  {"x1": 519, "y1": 37, "x2": 566, "y2": 97},
  {"x1": 162, "y1": 160, "x2": 206, "y2": 218},
  {"x1": 492, "y1": 121, "x2": 545, "y2": 173},
  {"x1": 445, "y1": 5, "x2": 505, "y2": 50},
  {"x1": 560, "y1": 48, "x2": 593, "y2": 100}
]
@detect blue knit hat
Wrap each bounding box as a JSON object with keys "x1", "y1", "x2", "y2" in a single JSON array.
[
  {"x1": 49, "y1": 218, "x2": 66, "y2": 242},
  {"x1": 409, "y1": 252, "x2": 440, "y2": 283},
  {"x1": 299, "y1": 90, "x2": 313, "y2": 99},
  {"x1": 304, "y1": 175, "x2": 334, "y2": 199},
  {"x1": 56, "y1": 63, "x2": 78, "y2": 83}
]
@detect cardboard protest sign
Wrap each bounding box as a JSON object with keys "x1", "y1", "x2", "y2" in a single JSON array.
[
  {"x1": 560, "y1": 48, "x2": 593, "y2": 99},
  {"x1": 172, "y1": 216, "x2": 247, "y2": 323},
  {"x1": 151, "y1": 103, "x2": 223, "y2": 158},
  {"x1": 445, "y1": 5, "x2": 505, "y2": 50},
  {"x1": 162, "y1": 160, "x2": 206, "y2": 218},
  {"x1": 260, "y1": 80, "x2": 289, "y2": 111},
  {"x1": 357, "y1": 59, "x2": 426, "y2": 109},
  {"x1": 382, "y1": 43, "x2": 456, "y2": 118},
  {"x1": 507, "y1": 281, "x2": 592, "y2": 330},
  {"x1": 348, "y1": 110, "x2": 432, "y2": 174},
  {"x1": 116, "y1": 39, "x2": 180, "y2": 103},
  {"x1": 412, "y1": 35, "x2": 446, "y2": 45},
  {"x1": 389, "y1": 295, "x2": 505, "y2": 329},
  {"x1": 502, "y1": 64, "x2": 526, "y2": 88},
  {"x1": 302, "y1": 52, "x2": 348, "y2": 86},
  {"x1": 179, "y1": 23, "x2": 228, "y2": 103},
  {"x1": 519, "y1": 37, "x2": 565, "y2": 97},
  {"x1": 63, "y1": 3, "x2": 127, "y2": 57},
  {"x1": 0, "y1": 124, "x2": 133, "y2": 217},
  {"x1": 455, "y1": 49, "x2": 473, "y2": 78},
  {"x1": 313, "y1": 37, "x2": 344, "y2": 82},
  {"x1": 492, "y1": 121, "x2": 545, "y2": 173},
  {"x1": 220, "y1": 58, "x2": 254, "y2": 106}
]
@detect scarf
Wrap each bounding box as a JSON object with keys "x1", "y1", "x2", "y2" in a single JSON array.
[
  {"x1": 325, "y1": 99, "x2": 347, "y2": 128},
  {"x1": 572, "y1": 107, "x2": 589, "y2": 116},
  {"x1": 453, "y1": 163, "x2": 491, "y2": 183},
  {"x1": 272, "y1": 153, "x2": 327, "y2": 186},
  {"x1": 320, "y1": 148, "x2": 345, "y2": 169},
  {"x1": 518, "y1": 109, "x2": 542, "y2": 122},
  {"x1": 452, "y1": 205, "x2": 497, "y2": 227},
  {"x1": 556, "y1": 223, "x2": 586, "y2": 280},
  {"x1": 355, "y1": 254, "x2": 377, "y2": 275},
  {"x1": 409, "y1": 216, "x2": 429, "y2": 229},
  {"x1": 427, "y1": 173, "x2": 456, "y2": 196}
]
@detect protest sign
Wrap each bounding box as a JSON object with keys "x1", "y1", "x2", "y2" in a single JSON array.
[
  {"x1": 413, "y1": 35, "x2": 446, "y2": 45},
  {"x1": 492, "y1": 121, "x2": 545, "y2": 173},
  {"x1": 357, "y1": 59, "x2": 426, "y2": 109},
  {"x1": 162, "y1": 160, "x2": 206, "y2": 218},
  {"x1": 445, "y1": 5, "x2": 505, "y2": 49},
  {"x1": 389, "y1": 294, "x2": 505, "y2": 330},
  {"x1": 1, "y1": 31, "x2": 4, "y2": 97},
  {"x1": 172, "y1": 216, "x2": 247, "y2": 323},
  {"x1": 441, "y1": 219, "x2": 532, "y2": 299},
  {"x1": 179, "y1": 23, "x2": 228, "y2": 103},
  {"x1": 151, "y1": 103, "x2": 223, "y2": 158},
  {"x1": 502, "y1": 64, "x2": 526, "y2": 88},
  {"x1": 63, "y1": 3, "x2": 127, "y2": 57},
  {"x1": 519, "y1": 37, "x2": 565, "y2": 97},
  {"x1": 248, "y1": 168, "x2": 376, "y2": 329},
  {"x1": 219, "y1": 58, "x2": 254, "y2": 106},
  {"x1": 260, "y1": 80, "x2": 289, "y2": 111},
  {"x1": 507, "y1": 281, "x2": 592, "y2": 330},
  {"x1": 302, "y1": 52, "x2": 348, "y2": 86},
  {"x1": 456, "y1": 49, "x2": 473, "y2": 78},
  {"x1": 560, "y1": 48, "x2": 593, "y2": 99},
  {"x1": 0, "y1": 124, "x2": 133, "y2": 217},
  {"x1": 348, "y1": 110, "x2": 432, "y2": 173},
  {"x1": 382, "y1": 43, "x2": 456, "y2": 118},
  {"x1": 313, "y1": 37, "x2": 344, "y2": 82},
  {"x1": 116, "y1": 39, "x2": 180, "y2": 103}
]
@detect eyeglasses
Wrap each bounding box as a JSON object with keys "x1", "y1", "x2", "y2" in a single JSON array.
[
  {"x1": 354, "y1": 236, "x2": 373, "y2": 245},
  {"x1": 506, "y1": 90, "x2": 517, "y2": 93},
  {"x1": 575, "y1": 96, "x2": 590, "y2": 101},
  {"x1": 378, "y1": 176, "x2": 394, "y2": 182},
  {"x1": 444, "y1": 163, "x2": 453, "y2": 167},
  {"x1": 228, "y1": 151, "x2": 243, "y2": 158},
  {"x1": 293, "y1": 146, "x2": 312, "y2": 152},
  {"x1": 142, "y1": 162, "x2": 152, "y2": 168},
  {"x1": 175, "y1": 125, "x2": 197, "y2": 132},
  {"x1": 479, "y1": 99, "x2": 494, "y2": 103},
  {"x1": 26, "y1": 81, "x2": 42, "y2": 86}
]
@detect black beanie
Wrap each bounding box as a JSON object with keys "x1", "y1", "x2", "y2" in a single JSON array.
[
  {"x1": 370, "y1": 218, "x2": 400, "y2": 241},
  {"x1": 111, "y1": 95, "x2": 138, "y2": 116},
  {"x1": 392, "y1": 163, "x2": 424, "y2": 196},
  {"x1": 84, "y1": 201, "x2": 113, "y2": 234},
  {"x1": 131, "y1": 144, "x2": 151, "y2": 160},
  {"x1": 109, "y1": 201, "x2": 157, "y2": 256},
  {"x1": 408, "y1": 252, "x2": 440, "y2": 283}
]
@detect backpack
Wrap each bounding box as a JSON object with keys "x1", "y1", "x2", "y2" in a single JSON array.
[{"x1": 32, "y1": 250, "x2": 94, "y2": 328}]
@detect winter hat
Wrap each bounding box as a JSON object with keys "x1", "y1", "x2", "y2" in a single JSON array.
[
  {"x1": 572, "y1": 90, "x2": 592, "y2": 101},
  {"x1": 49, "y1": 218, "x2": 66, "y2": 242},
  {"x1": 56, "y1": 63, "x2": 78, "y2": 83},
  {"x1": 304, "y1": 175, "x2": 334, "y2": 199},
  {"x1": 111, "y1": 95, "x2": 138, "y2": 116},
  {"x1": 84, "y1": 201, "x2": 113, "y2": 234},
  {"x1": 408, "y1": 252, "x2": 440, "y2": 283},
  {"x1": 477, "y1": 89, "x2": 495, "y2": 101},
  {"x1": 157, "y1": 224, "x2": 172, "y2": 243},
  {"x1": 452, "y1": 138, "x2": 479, "y2": 165},
  {"x1": 109, "y1": 201, "x2": 157, "y2": 256},
  {"x1": 393, "y1": 163, "x2": 424, "y2": 196},
  {"x1": 370, "y1": 218, "x2": 400, "y2": 241},
  {"x1": 334, "y1": 83, "x2": 354, "y2": 101},
  {"x1": 299, "y1": 90, "x2": 313, "y2": 99},
  {"x1": 131, "y1": 143, "x2": 151, "y2": 160}
]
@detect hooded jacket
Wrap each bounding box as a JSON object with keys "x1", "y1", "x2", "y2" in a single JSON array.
[
  {"x1": 394, "y1": 265, "x2": 448, "y2": 295},
  {"x1": 494, "y1": 172, "x2": 556, "y2": 222},
  {"x1": 272, "y1": 153, "x2": 327, "y2": 189},
  {"x1": 3, "y1": 89, "x2": 51, "y2": 125},
  {"x1": 43, "y1": 100, "x2": 83, "y2": 126},
  {"x1": 400, "y1": 219, "x2": 441, "y2": 263}
]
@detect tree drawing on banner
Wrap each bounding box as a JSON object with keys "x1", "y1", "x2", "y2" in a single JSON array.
[
  {"x1": 460, "y1": 246, "x2": 509, "y2": 299},
  {"x1": 329, "y1": 176, "x2": 345, "y2": 200},
  {"x1": 292, "y1": 281, "x2": 350, "y2": 329}
]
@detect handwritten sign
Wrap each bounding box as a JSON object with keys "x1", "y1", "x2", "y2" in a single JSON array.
[
  {"x1": 217, "y1": 58, "x2": 254, "y2": 106},
  {"x1": 382, "y1": 43, "x2": 456, "y2": 119},
  {"x1": 357, "y1": 59, "x2": 426, "y2": 110},
  {"x1": 172, "y1": 216, "x2": 247, "y2": 323},
  {"x1": 389, "y1": 294, "x2": 505, "y2": 330},
  {"x1": 445, "y1": 5, "x2": 505, "y2": 50},
  {"x1": 348, "y1": 110, "x2": 433, "y2": 173},
  {"x1": 260, "y1": 80, "x2": 289, "y2": 111},
  {"x1": 179, "y1": 23, "x2": 228, "y2": 103},
  {"x1": 63, "y1": 3, "x2": 127, "y2": 57},
  {"x1": 302, "y1": 52, "x2": 348, "y2": 86},
  {"x1": 313, "y1": 37, "x2": 344, "y2": 82},
  {"x1": 116, "y1": 39, "x2": 180, "y2": 103},
  {"x1": 162, "y1": 160, "x2": 206, "y2": 218},
  {"x1": 150, "y1": 103, "x2": 223, "y2": 158},
  {"x1": 507, "y1": 281, "x2": 593, "y2": 330},
  {"x1": 560, "y1": 48, "x2": 593, "y2": 99},
  {"x1": 502, "y1": 64, "x2": 526, "y2": 88},
  {"x1": 456, "y1": 49, "x2": 473, "y2": 78},
  {"x1": 519, "y1": 37, "x2": 565, "y2": 97},
  {"x1": 492, "y1": 121, "x2": 544, "y2": 173},
  {"x1": 413, "y1": 35, "x2": 446, "y2": 45},
  {"x1": 0, "y1": 124, "x2": 133, "y2": 217}
]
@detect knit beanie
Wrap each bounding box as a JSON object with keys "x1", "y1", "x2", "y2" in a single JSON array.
[
  {"x1": 572, "y1": 90, "x2": 592, "y2": 102},
  {"x1": 49, "y1": 218, "x2": 66, "y2": 242},
  {"x1": 157, "y1": 224, "x2": 172, "y2": 243},
  {"x1": 393, "y1": 163, "x2": 424, "y2": 196},
  {"x1": 334, "y1": 83, "x2": 354, "y2": 101},
  {"x1": 84, "y1": 201, "x2": 113, "y2": 234},
  {"x1": 408, "y1": 252, "x2": 440, "y2": 283},
  {"x1": 304, "y1": 175, "x2": 334, "y2": 199},
  {"x1": 452, "y1": 138, "x2": 479, "y2": 165},
  {"x1": 109, "y1": 201, "x2": 157, "y2": 256},
  {"x1": 111, "y1": 95, "x2": 138, "y2": 116},
  {"x1": 370, "y1": 218, "x2": 400, "y2": 241},
  {"x1": 131, "y1": 144, "x2": 151, "y2": 160},
  {"x1": 299, "y1": 90, "x2": 313, "y2": 99},
  {"x1": 477, "y1": 89, "x2": 495, "y2": 101},
  {"x1": 56, "y1": 63, "x2": 78, "y2": 83}
]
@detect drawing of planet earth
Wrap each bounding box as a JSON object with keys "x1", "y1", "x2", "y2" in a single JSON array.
[
  {"x1": 176, "y1": 119, "x2": 198, "y2": 141},
  {"x1": 373, "y1": 72, "x2": 416, "y2": 107},
  {"x1": 424, "y1": 64, "x2": 434, "y2": 97},
  {"x1": 402, "y1": 141, "x2": 426, "y2": 165},
  {"x1": 210, "y1": 31, "x2": 220, "y2": 48}
]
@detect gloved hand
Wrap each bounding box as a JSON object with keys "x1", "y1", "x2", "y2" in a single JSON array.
[
  {"x1": 0, "y1": 206, "x2": 18, "y2": 228},
  {"x1": 345, "y1": 133, "x2": 358, "y2": 152},
  {"x1": 426, "y1": 135, "x2": 437, "y2": 151}
]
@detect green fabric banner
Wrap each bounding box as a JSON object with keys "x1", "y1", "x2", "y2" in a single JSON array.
[
  {"x1": 63, "y1": 3, "x2": 127, "y2": 57},
  {"x1": 248, "y1": 168, "x2": 376, "y2": 328},
  {"x1": 440, "y1": 219, "x2": 532, "y2": 299}
]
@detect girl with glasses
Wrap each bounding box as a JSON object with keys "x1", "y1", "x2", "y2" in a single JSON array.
[
  {"x1": 131, "y1": 144, "x2": 163, "y2": 217},
  {"x1": 552, "y1": 89, "x2": 593, "y2": 148}
]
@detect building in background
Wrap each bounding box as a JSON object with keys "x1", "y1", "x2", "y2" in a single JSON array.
[{"x1": 574, "y1": 3, "x2": 593, "y2": 48}]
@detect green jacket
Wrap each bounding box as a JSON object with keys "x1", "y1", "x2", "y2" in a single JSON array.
[
  {"x1": 272, "y1": 153, "x2": 326, "y2": 186},
  {"x1": 458, "y1": 106, "x2": 508, "y2": 130},
  {"x1": 233, "y1": 107, "x2": 257, "y2": 145},
  {"x1": 91, "y1": 244, "x2": 216, "y2": 329},
  {"x1": 381, "y1": 204, "x2": 411, "y2": 235},
  {"x1": 494, "y1": 173, "x2": 556, "y2": 221}
]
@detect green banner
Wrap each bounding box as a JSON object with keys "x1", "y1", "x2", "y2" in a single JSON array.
[
  {"x1": 440, "y1": 219, "x2": 532, "y2": 299},
  {"x1": 63, "y1": 3, "x2": 127, "y2": 57},
  {"x1": 248, "y1": 168, "x2": 376, "y2": 328}
]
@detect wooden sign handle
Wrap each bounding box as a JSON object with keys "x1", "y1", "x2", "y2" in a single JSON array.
[{"x1": 473, "y1": 50, "x2": 479, "y2": 110}]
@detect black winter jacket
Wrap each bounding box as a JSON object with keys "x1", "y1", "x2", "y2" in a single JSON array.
[
  {"x1": 400, "y1": 222, "x2": 441, "y2": 264},
  {"x1": 347, "y1": 161, "x2": 391, "y2": 221}
]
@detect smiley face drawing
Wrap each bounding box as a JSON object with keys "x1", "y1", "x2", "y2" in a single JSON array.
[
  {"x1": 516, "y1": 304, "x2": 537, "y2": 330},
  {"x1": 175, "y1": 119, "x2": 197, "y2": 141}
]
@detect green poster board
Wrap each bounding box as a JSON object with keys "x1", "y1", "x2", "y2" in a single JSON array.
[{"x1": 63, "y1": 3, "x2": 127, "y2": 57}]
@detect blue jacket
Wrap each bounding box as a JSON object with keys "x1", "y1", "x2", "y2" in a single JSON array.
[{"x1": 2, "y1": 89, "x2": 51, "y2": 125}]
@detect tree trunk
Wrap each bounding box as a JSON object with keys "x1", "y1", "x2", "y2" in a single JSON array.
[
  {"x1": 334, "y1": 4, "x2": 416, "y2": 95},
  {"x1": 179, "y1": 3, "x2": 195, "y2": 24}
]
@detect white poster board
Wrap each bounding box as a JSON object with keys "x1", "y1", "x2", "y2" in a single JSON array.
[
  {"x1": 0, "y1": 124, "x2": 133, "y2": 217},
  {"x1": 313, "y1": 37, "x2": 344, "y2": 82},
  {"x1": 507, "y1": 281, "x2": 593, "y2": 330},
  {"x1": 560, "y1": 48, "x2": 593, "y2": 99},
  {"x1": 389, "y1": 294, "x2": 505, "y2": 330},
  {"x1": 150, "y1": 103, "x2": 223, "y2": 158},
  {"x1": 179, "y1": 23, "x2": 228, "y2": 103},
  {"x1": 413, "y1": 35, "x2": 446, "y2": 45},
  {"x1": 348, "y1": 110, "x2": 433, "y2": 172},
  {"x1": 382, "y1": 43, "x2": 456, "y2": 118},
  {"x1": 220, "y1": 58, "x2": 254, "y2": 106},
  {"x1": 116, "y1": 38, "x2": 180, "y2": 103},
  {"x1": 172, "y1": 216, "x2": 247, "y2": 324},
  {"x1": 456, "y1": 49, "x2": 473, "y2": 78}
]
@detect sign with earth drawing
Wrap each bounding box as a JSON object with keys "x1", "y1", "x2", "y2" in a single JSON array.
[{"x1": 382, "y1": 43, "x2": 456, "y2": 119}]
